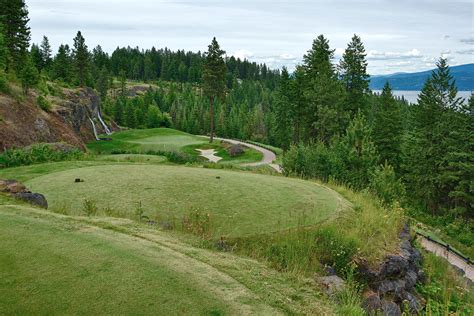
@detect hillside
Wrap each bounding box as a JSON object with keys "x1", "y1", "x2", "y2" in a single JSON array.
[
  {"x1": 0, "y1": 85, "x2": 113, "y2": 151},
  {"x1": 370, "y1": 63, "x2": 474, "y2": 90}
]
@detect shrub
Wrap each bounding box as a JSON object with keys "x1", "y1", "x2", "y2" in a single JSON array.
[
  {"x1": 0, "y1": 70, "x2": 9, "y2": 94},
  {"x1": 37, "y1": 95, "x2": 51, "y2": 112},
  {"x1": 227, "y1": 144, "x2": 245, "y2": 157},
  {"x1": 369, "y1": 162, "x2": 405, "y2": 206},
  {"x1": 0, "y1": 143, "x2": 84, "y2": 167},
  {"x1": 82, "y1": 199, "x2": 98, "y2": 216}
]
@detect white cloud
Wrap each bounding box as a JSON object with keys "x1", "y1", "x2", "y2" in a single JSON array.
[
  {"x1": 232, "y1": 49, "x2": 254, "y2": 60},
  {"x1": 279, "y1": 53, "x2": 295, "y2": 60},
  {"x1": 456, "y1": 48, "x2": 474, "y2": 55},
  {"x1": 367, "y1": 49, "x2": 422, "y2": 60},
  {"x1": 460, "y1": 37, "x2": 474, "y2": 45}
]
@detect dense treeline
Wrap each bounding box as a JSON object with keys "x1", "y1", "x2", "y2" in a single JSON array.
[
  {"x1": 1, "y1": 0, "x2": 472, "y2": 227},
  {"x1": 28, "y1": 33, "x2": 280, "y2": 90}
]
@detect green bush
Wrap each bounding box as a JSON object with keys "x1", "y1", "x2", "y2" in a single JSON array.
[
  {"x1": 0, "y1": 143, "x2": 84, "y2": 167},
  {"x1": 37, "y1": 95, "x2": 51, "y2": 112},
  {"x1": 0, "y1": 70, "x2": 9, "y2": 93},
  {"x1": 369, "y1": 162, "x2": 405, "y2": 205}
]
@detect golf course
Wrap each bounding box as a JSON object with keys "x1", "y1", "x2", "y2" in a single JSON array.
[{"x1": 0, "y1": 128, "x2": 347, "y2": 315}]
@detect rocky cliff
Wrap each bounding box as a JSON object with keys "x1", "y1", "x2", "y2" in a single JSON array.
[{"x1": 0, "y1": 87, "x2": 114, "y2": 151}]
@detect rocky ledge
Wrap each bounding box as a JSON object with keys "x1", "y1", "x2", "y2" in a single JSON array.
[
  {"x1": 0, "y1": 179, "x2": 48, "y2": 209},
  {"x1": 358, "y1": 223, "x2": 424, "y2": 315}
]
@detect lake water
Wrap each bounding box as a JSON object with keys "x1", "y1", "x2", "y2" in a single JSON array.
[{"x1": 373, "y1": 90, "x2": 472, "y2": 104}]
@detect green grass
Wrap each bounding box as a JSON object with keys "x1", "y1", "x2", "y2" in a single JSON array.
[
  {"x1": 87, "y1": 128, "x2": 208, "y2": 154},
  {"x1": 93, "y1": 154, "x2": 167, "y2": 164},
  {"x1": 182, "y1": 142, "x2": 263, "y2": 164},
  {"x1": 1, "y1": 202, "x2": 334, "y2": 315},
  {"x1": 19, "y1": 163, "x2": 342, "y2": 237},
  {"x1": 417, "y1": 251, "x2": 473, "y2": 315},
  {"x1": 87, "y1": 128, "x2": 263, "y2": 165}
]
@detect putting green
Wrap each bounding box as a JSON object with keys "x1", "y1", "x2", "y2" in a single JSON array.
[{"x1": 26, "y1": 164, "x2": 342, "y2": 237}]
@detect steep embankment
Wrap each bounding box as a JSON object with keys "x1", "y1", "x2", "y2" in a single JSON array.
[{"x1": 0, "y1": 87, "x2": 113, "y2": 151}]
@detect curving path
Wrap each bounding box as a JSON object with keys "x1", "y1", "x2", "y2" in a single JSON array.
[
  {"x1": 211, "y1": 137, "x2": 282, "y2": 173},
  {"x1": 418, "y1": 235, "x2": 473, "y2": 281}
]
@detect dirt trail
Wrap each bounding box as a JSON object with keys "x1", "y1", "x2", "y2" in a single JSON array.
[
  {"x1": 211, "y1": 137, "x2": 282, "y2": 172},
  {"x1": 418, "y1": 235, "x2": 473, "y2": 281}
]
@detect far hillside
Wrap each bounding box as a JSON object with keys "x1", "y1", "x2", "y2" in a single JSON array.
[{"x1": 370, "y1": 63, "x2": 474, "y2": 90}]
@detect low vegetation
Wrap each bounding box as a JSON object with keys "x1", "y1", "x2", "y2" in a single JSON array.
[{"x1": 0, "y1": 143, "x2": 84, "y2": 167}]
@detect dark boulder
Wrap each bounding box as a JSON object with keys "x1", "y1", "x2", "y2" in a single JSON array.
[
  {"x1": 14, "y1": 192, "x2": 48, "y2": 209},
  {"x1": 381, "y1": 300, "x2": 402, "y2": 316},
  {"x1": 358, "y1": 222, "x2": 424, "y2": 313}
]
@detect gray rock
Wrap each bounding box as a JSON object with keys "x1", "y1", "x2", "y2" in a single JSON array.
[
  {"x1": 316, "y1": 275, "x2": 346, "y2": 296},
  {"x1": 404, "y1": 270, "x2": 418, "y2": 290},
  {"x1": 402, "y1": 292, "x2": 422, "y2": 313},
  {"x1": 14, "y1": 192, "x2": 48, "y2": 209},
  {"x1": 378, "y1": 279, "x2": 406, "y2": 298},
  {"x1": 362, "y1": 292, "x2": 382, "y2": 314},
  {"x1": 381, "y1": 300, "x2": 402, "y2": 316},
  {"x1": 380, "y1": 255, "x2": 409, "y2": 278}
]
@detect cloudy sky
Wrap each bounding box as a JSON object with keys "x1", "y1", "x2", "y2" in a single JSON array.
[{"x1": 27, "y1": 0, "x2": 473, "y2": 74}]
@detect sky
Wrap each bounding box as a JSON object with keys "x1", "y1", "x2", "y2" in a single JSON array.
[{"x1": 27, "y1": 0, "x2": 473, "y2": 75}]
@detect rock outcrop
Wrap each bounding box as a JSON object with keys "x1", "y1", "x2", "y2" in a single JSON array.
[
  {"x1": 358, "y1": 223, "x2": 424, "y2": 315},
  {"x1": 0, "y1": 87, "x2": 115, "y2": 151},
  {"x1": 0, "y1": 179, "x2": 48, "y2": 209}
]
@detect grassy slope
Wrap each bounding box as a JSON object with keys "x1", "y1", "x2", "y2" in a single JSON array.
[
  {"x1": 0, "y1": 201, "x2": 334, "y2": 315},
  {"x1": 17, "y1": 163, "x2": 342, "y2": 237}
]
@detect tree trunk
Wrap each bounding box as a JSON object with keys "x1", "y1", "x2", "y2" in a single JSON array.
[{"x1": 209, "y1": 96, "x2": 214, "y2": 143}]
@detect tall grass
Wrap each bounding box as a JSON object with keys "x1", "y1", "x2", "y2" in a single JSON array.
[
  {"x1": 230, "y1": 181, "x2": 404, "y2": 278},
  {"x1": 417, "y1": 252, "x2": 473, "y2": 315}
]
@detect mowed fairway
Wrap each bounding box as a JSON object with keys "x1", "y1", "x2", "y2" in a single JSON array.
[
  {"x1": 87, "y1": 128, "x2": 209, "y2": 153},
  {"x1": 25, "y1": 164, "x2": 342, "y2": 237},
  {"x1": 0, "y1": 205, "x2": 281, "y2": 315}
]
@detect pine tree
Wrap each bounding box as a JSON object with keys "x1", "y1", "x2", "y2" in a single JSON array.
[
  {"x1": 339, "y1": 34, "x2": 370, "y2": 116},
  {"x1": 342, "y1": 111, "x2": 378, "y2": 189},
  {"x1": 373, "y1": 82, "x2": 403, "y2": 171},
  {"x1": 274, "y1": 67, "x2": 293, "y2": 150},
  {"x1": 302, "y1": 35, "x2": 347, "y2": 142},
  {"x1": 0, "y1": 23, "x2": 7, "y2": 71},
  {"x1": 124, "y1": 102, "x2": 137, "y2": 128},
  {"x1": 39, "y1": 35, "x2": 52, "y2": 70},
  {"x1": 30, "y1": 43, "x2": 42, "y2": 70},
  {"x1": 72, "y1": 31, "x2": 90, "y2": 86},
  {"x1": 202, "y1": 37, "x2": 226, "y2": 143},
  {"x1": 146, "y1": 104, "x2": 163, "y2": 128},
  {"x1": 19, "y1": 54, "x2": 38, "y2": 94},
  {"x1": 0, "y1": 0, "x2": 30, "y2": 72},
  {"x1": 402, "y1": 58, "x2": 463, "y2": 214},
  {"x1": 96, "y1": 66, "x2": 109, "y2": 100},
  {"x1": 51, "y1": 44, "x2": 72, "y2": 82}
]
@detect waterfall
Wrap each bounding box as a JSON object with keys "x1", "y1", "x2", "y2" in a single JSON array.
[
  {"x1": 97, "y1": 111, "x2": 112, "y2": 135},
  {"x1": 88, "y1": 117, "x2": 100, "y2": 141}
]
